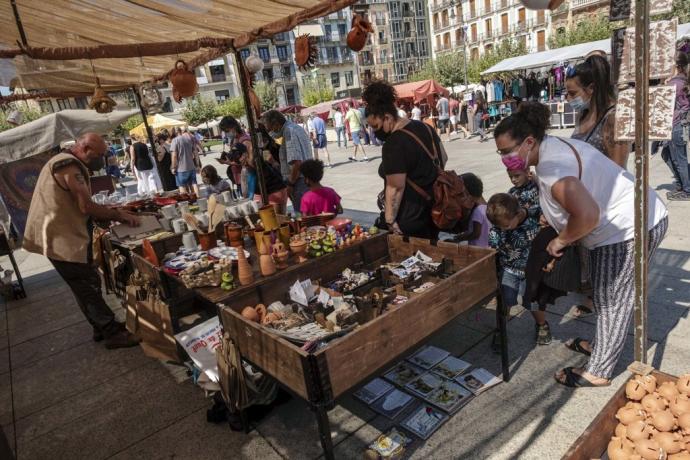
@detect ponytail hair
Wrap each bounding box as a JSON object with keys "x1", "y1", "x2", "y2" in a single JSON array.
[
  {"x1": 566, "y1": 55, "x2": 615, "y2": 123},
  {"x1": 493, "y1": 102, "x2": 551, "y2": 142}
]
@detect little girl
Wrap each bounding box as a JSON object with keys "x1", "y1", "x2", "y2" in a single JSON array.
[
  {"x1": 452, "y1": 173, "x2": 490, "y2": 247},
  {"x1": 299, "y1": 159, "x2": 343, "y2": 216}
]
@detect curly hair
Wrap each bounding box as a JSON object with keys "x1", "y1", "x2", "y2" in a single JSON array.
[
  {"x1": 300, "y1": 159, "x2": 324, "y2": 184},
  {"x1": 493, "y1": 102, "x2": 552, "y2": 143},
  {"x1": 460, "y1": 172, "x2": 484, "y2": 198},
  {"x1": 362, "y1": 79, "x2": 398, "y2": 119}
]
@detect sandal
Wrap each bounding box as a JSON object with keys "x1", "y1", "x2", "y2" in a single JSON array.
[
  {"x1": 565, "y1": 337, "x2": 591, "y2": 357},
  {"x1": 555, "y1": 367, "x2": 608, "y2": 388},
  {"x1": 572, "y1": 305, "x2": 593, "y2": 318}
]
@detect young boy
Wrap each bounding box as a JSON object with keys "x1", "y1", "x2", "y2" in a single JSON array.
[
  {"x1": 487, "y1": 193, "x2": 551, "y2": 345},
  {"x1": 507, "y1": 168, "x2": 540, "y2": 219},
  {"x1": 299, "y1": 159, "x2": 343, "y2": 216},
  {"x1": 452, "y1": 173, "x2": 490, "y2": 247}
]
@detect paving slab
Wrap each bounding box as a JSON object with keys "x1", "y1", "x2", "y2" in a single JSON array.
[{"x1": 0, "y1": 370, "x2": 12, "y2": 427}]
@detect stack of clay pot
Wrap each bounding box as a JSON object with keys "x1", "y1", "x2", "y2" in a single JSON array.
[
  {"x1": 240, "y1": 304, "x2": 285, "y2": 325},
  {"x1": 608, "y1": 373, "x2": 690, "y2": 460}
]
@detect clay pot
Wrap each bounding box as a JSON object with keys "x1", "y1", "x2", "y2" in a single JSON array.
[
  {"x1": 224, "y1": 223, "x2": 244, "y2": 247},
  {"x1": 659, "y1": 381, "x2": 681, "y2": 401},
  {"x1": 669, "y1": 394, "x2": 690, "y2": 417},
  {"x1": 346, "y1": 14, "x2": 373, "y2": 52},
  {"x1": 634, "y1": 437, "x2": 666, "y2": 460},
  {"x1": 255, "y1": 304, "x2": 267, "y2": 323},
  {"x1": 668, "y1": 452, "x2": 690, "y2": 460},
  {"x1": 608, "y1": 436, "x2": 635, "y2": 460},
  {"x1": 642, "y1": 393, "x2": 668, "y2": 413},
  {"x1": 236, "y1": 245, "x2": 254, "y2": 286},
  {"x1": 272, "y1": 242, "x2": 289, "y2": 270},
  {"x1": 655, "y1": 432, "x2": 683, "y2": 455},
  {"x1": 678, "y1": 375, "x2": 690, "y2": 396},
  {"x1": 197, "y1": 231, "x2": 217, "y2": 251},
  {"x1": 278, "y1": 223, "x2": 291, "y2": 248},
  {"x1": 678, "y1": 413, "x2": 690, "y2": 434},
  {"x1": 253, "y1": 227, "x2": 266, "y2": 254},
  {"x1": 259, "y1": 236, "x2": 276, "y2": 276},
  {"x1": 241, "y1": 306, "x2": 259, "y2": 322},
  {"x1": 617, "y1": 403, "x2": 646, "y2": 425},
  {"x1": 290, "y1": 238, "x2": 308, "y2": 263},
  {"x1": 170, "y1": 59, "x2": 198, "y2": 103},
  {"x1": 628, "y1": 379, "x2": 650, "y2": 401},
  {"x1": 636, "y1": 375, "x2": 658, "y2": 394},
  {"x1": 615, "y1": 423, "x2": 628, "y2": 439},
  {"x1": 650, "y1": 409, "x2": 677, "y2": 432},
  {"x1": 627, "y1": 420, "x2": 654, "y2": 442},
  {"x1": 258, "y1": 204, "x2": 279, "y2": 231}
]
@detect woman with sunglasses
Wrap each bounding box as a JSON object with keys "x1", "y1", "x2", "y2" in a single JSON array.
[
  {"x1": 565, "y1": 55, "x2": 630, "y2": 168},
  {"x1": 493, "y1": 102, "x2": 668, "y2": 388}
]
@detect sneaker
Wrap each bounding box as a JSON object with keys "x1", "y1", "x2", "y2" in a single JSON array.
[
  {"x1": 536, "y1": 322, "x2": 552, "y2": 345},
  {"x1": 104, "y1": 330, "x2": 141, "y2": 349},
  {"x1": 348, "y1": 156, "x2": 356, "y2": 162},
  {"x1": 668, "y1": 191, "x2": 690, "y2": 201},
  {"x1": 360, "y1": 157, "x2": 369, "y2": 162}
]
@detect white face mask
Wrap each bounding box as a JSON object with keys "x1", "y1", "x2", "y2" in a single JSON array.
[{"x1": 569, "y1": 96, "x2": 589, "y2": 112}]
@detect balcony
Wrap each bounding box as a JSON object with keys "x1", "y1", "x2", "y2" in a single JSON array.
[
  {"x1": 378, "y1": 36, "x2": 388, "y2": 44},
  {"x1": 430, "y1": 0, "x2": 451, "y2": 12},
  {"x1": 499, "y1": 27, "x2": 510, "y2": 36},
  {"x1": 534, "y1": 14, "x2": 546, "y2": 26},
  {"x1": 273, "y1": 32, "x2": 288, "y2": 42},
  {"x1": 376, "y1": 18, "x2": 386, "y2": 26},
  {"x1": 551, "y1": 1, "x2": 569, "y2": 15},
  {"x1": 402, "y1": 9, "x2": 414, "y2": 17},
  {"x1": 571, "y1": 0, "x2": 608, "y2": 9},
  {"x1": 435, "y1": 44, "x2": 453, "y2": 53},
  {"x1": 210, "y1": 73, "x2": 227, "y2": 83},
  {"x1": 493, "y1": 0, "x2": 513, "y2": 10}
]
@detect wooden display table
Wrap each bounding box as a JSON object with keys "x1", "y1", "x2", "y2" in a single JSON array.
[{"x1": 215, "y1": 234, "x2": 506, "y2": 459}]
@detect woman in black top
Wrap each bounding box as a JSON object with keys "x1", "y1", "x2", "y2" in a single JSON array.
[
  {"x1": 363, "y1": 80, "x2": 447, "y2": 239},
  {"x1": 130, "y1": 135, "x2": 161, "y2": 194},
  {"x1": 155, "y1": 134, "x2": 177, "y2": 191}
]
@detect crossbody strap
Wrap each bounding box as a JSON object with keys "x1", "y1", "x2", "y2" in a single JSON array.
[
  {"x1": 557, "y1": 137, "x2": 583, "y2": 180},
  {"x1": 397, "y1": 124, "x2": 444, "y2": 202},
  {"x1": 584, "y1": 105, "x2": 615, "y2": 143}
]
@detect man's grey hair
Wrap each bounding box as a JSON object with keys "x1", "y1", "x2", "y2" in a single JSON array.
[{"x1": 262, "y1": 110, "x2": 286, "y2": 127}]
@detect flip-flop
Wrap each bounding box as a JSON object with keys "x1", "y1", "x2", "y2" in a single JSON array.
[
  {"x1": 555, "y1": 367, "x2": 610, "y2": 388},
  {"x1": 565, "y1": 337, "x2": 592, "y2": 357},
  {"x1": 572, "y1": 305, "x2": 593, "y2": 318}
]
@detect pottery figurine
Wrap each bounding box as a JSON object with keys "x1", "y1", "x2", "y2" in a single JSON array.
[
  {"x1": 655, "y1": 432, "x2": 683, "y2": 455},
  {"x1": 670, "y1": 394, "x2": 690, "y2": 417},
  {"x1": 628, "y1": 379, "x2": 650, "y2": 401},
  {"x1": 224, "y1": 223, "x2": 244, "y2": 248},
  {"x1": 236, "y1": 245, "x2": 254, "y2": 286},
  {"x1": 241, "y1": 306, "x2": 259, "y2": 322},
  {"x1": 290, "y1": 238, "x2": 308, "y2": 263},
  {"x1": 607, "y1": 436, "x2": 635, "y2": 460},
  {"x1": 634, "y1": 437, "x2": 665, "y2": 460},
  {"x1": 197, "y1": 231, "x2": 217, "y2": 251},
  {"x1": 642, "y1": 393, "x2": 668, "y2": 413},
  {"x1": 668, "y1": 452, "x2": 690, "y2": 460},
  {"x1": 659, "y1": 381, "x2": 681, "y2": 401},
  {"x1": 678, "y1": 413, "x2": 690, "y2": 434},
  {"x1": 627, "y1": 420, "x2": 654, "y2": 442},
  {"x1": 615, "y1": 423, "x2": 628, "y2": 439},
  {"x1": 617, "y1": 403, "x2": 646, "y2": 425},
  {"x1": 272, "y1": 242, "x2": 289, "y2": 270},
  {"x1": 650, "y1": 409, "x2": 677, "y2": 432},
  {"x1": 635, "y1": 374, "x2": 658, "y2": 394},
  {"x1": 678, "y1": 374, "x2": 690, "y2": 396}
]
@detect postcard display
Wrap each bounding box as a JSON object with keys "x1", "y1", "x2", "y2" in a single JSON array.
[
  {"x1": 355, "y1": 345, "x2": 501, "y2": 450},
  {"x1": 215, "y1": 234, "x2": 500, "y2": 460}
]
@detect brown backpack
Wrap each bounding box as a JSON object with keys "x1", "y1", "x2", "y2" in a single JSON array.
[{"x1": 400, "y1": 124, "x2": 469, "y2": 230}]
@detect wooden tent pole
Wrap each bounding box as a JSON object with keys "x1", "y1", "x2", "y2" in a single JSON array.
[
  {"x1": 633, "y1": 0, "x2": 650, "y2": 363},
  {"x1": 233, "y1": 50, "x2": 268, "y2": 204},
  {"x1": 10, "y1": 0, "x2": 28, "y2": 46}
]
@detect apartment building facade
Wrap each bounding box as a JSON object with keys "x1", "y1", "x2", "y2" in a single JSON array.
[
  {"x1": 430, "y1": 0, "x2": 552, "y2": 61},
  {"x1": 550, "y1": 0, "x2": 609, "y2": 38},
  {"x1": 354, "y1": 0, "x2": 432, "y2": 84}
]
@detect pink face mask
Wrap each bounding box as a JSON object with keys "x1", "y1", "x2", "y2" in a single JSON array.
[{"x1": 501, "y1": 152, "x2": 527, "y2": 171}]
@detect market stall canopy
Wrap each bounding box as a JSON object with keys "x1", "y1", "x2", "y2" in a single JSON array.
[
  {"x1": 482, "y1": 21, "x2": 690, "y2": 75},
  {"x1": 0, "y1": 108, "x2": 138, "y2": 163},
  {"x1": 301, "y1": 97, "x2": 359, "y2": 120},
  {"x1": 0, "y1": 0, "x2": 357, "y2": 95},
  {"x1": 394, "y1": 80, "x2": 449, "y2": 102},
  {"x1": 129, "y1": 114, "x2": 186, "y2": 138},
  {"x1": 278, "y1": 105, "x2": 307, "y2": 114},
  {"x1": 189, "y1": 118, "x2": 222, "y2": 131}
]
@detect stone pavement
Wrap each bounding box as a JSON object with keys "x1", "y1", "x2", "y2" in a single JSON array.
[{"x1": 1, "y1": 131, "x2": 688, "y2": 459}]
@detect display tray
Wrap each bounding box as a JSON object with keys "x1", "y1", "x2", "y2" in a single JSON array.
[
  {"x1": 562, "y1": 370, "x2": 678, "y2": 460},
  {"x1": 217, "y1": 234, "x2": 496, "y2": 402}
]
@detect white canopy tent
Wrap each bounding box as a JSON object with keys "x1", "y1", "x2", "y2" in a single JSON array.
[
  {"x1": 482, "y1": 22, "x2": 690, "y2": 75},
  {"x1": 0, "y1": 109, "x2": 139, "y2": 163}
]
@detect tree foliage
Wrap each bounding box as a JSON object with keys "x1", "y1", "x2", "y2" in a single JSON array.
[
  {"x1": 215, "y1": 97, "x2": 245, "y2": 119},
  {"x1": 254, "y1": 81, "x2": 279, "y2": 111},
  {"x1": 549, "y1": 14, "x2": 613, "y2": 49},
  {"x1": 654, "y1": 0, "x2": 690, "y2": 23},
  {"x1": 300, "y1": 76, "x2": 335, "y2": 107},
  {"x1": 182, "y1": 96, "x2": 218, "y2": 126},
  {"x1": 0, "y1": 106, "x2": 48, "y2": 133},
  {"x1": 466, "y1": 39, "x2": 528, "y2": 83},
  {"x1": 112, "y1": 114, "x2": 143, "y2": 137}
]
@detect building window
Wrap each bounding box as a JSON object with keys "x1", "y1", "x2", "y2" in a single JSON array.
[
  {"x1": 258, "y1": 47, "x2": 270, "y2": 62},
  {"x1": 276, "y1": 45, "x2": 288, "y2": 61},
  {"x1": 209, "y1": 64, "x2": 227, "y2": 82},
  {"x1": 393, "y1": 21, "x2": 401, "y2": 39},
  {"x1": 345, "y1": 70, "x2": 354, "y2": 86},
  {"x1": 417, "y1": 1, "x2": 424, "y2": 15},
  {"x1": 215, "y1": 90, "x2": 230, "y2": 102},
  {"x1": 324, "y1": 24, "x2": 332, "y2": 40},
  {"x1": 282, "y1": 65, "x2": 292, "y2": 79},
  {"x1": 417, "y1": 20, "x2": 425, "y2": 35},
  {"x1": 240, "y1": 49, "x2": 250, "y2": 60},
  {"x1": 383, "y1": 69, "x2": 389, "y2": 80},
  {"x1": 331, "y1": 72, "x2": 340, "y2": 87},
  {"x1": 38, "y1": 100, "x2": 53, "y2": 113},
  {"x1": 286, "y1": 88, "x2": 296, "y2": 105},
  {"x1": 56, "y1": 98, "x2": 71, "y2": 111},
  {"x1": 471, "y1": 47, "x2": 479, "y2": 60},
  {"x1": 338, "y1": 23, "x2": 347, "y2": 37},
  {"x1": 262, "y1": 68, "x2": 274, "y2": 83},
  {"x1": 395, "y1": 42, "x2": 403, "y2": 59},
  {"x1": 74, "y1": 96, "x2": 88, "y2": 109},
  {"x1": 420, "y1": 41, "x2": 428, "y2": 56}
]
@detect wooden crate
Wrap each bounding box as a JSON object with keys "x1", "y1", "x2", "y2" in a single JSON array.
[
  {"x1": 563, "y1": 370, "x2": 678, "y2": 460},
  {"x1": 217, "y1": 234, "x2": 496, "y2": 401}
]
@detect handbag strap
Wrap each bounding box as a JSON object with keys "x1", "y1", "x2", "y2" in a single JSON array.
[
  {"x1": 583, "y1": 105, "x2": 615, "y2": 143},
  {"x1": 397, "y1": 123, "x2": 444, "y2": 202},
  {"x1": 556, "y1": 137, "x2": 582, "y2": 180}
]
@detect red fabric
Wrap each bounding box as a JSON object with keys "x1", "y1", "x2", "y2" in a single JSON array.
[{"x1": 394, "y1": 80, "x2": 449, "y2": 103}]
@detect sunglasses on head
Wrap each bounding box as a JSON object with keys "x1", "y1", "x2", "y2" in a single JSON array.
[{"x1": 565, "y1": 65, "x2": 577, "y2": 78}]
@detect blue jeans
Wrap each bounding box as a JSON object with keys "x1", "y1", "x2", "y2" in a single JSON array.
[
  {"x1": 335, "y1": 126, "x2": 347, "y2": 147},
  {"x1": 246, "y1": 169, "x2": 257, "y2": 200},
  {"x1": 500, "y1": 270, "x2": 526, "y2": 309},
  {"x1": 669, "y1": 124, "x2": 690, "y2": 193}
]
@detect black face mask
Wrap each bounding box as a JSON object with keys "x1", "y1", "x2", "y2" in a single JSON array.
[
  {"x1": 87, "y1": 156, "x2": 105, "y2": 171},
  {"x1": 375, "y1": 128, "x2": 391, "y2": 142}
]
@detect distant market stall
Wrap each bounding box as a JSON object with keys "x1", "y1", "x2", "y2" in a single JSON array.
[
  {"x1": 394, "y1": 79, "x2": 449, "y2": 103},
  {"x1": 129, "y1": 114, "x2": 187, "y2": 138}
]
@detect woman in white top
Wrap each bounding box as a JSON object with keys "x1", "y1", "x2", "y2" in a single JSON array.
[{"x1": 493, "y1": 102, "x2": 668, "y2": 388}]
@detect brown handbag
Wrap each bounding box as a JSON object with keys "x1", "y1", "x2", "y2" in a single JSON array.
[{"x1": 399, "y1": 124, "x2": 470, "y2": 230}]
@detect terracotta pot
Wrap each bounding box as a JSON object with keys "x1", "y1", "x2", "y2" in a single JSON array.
[
  {"x1": 260, "y1": 234, "x2": 273, "y2": 255},
  {"x1": 290, "y1": 238, "x2": 308, "y2": 263},
  {"x1": 259, "y1": 204, "x2": 279, "y2": 231},
  {"x1": 253, "y1": 227, "x2": 266, "y2": 253},
  {"x1": 241, "y1": 306, "x2": 259, "y2": 322},
  {"x1": 224, "y1": 223, "x2": 244, "y2": 247},
  {"x1": 347, "y1": 14, "x2": 374, "y2": 52},
  {"x1": 236, "y1": 245, "x2": 254, "y2": 286},
  {"x1": 169, "y1": 60, "x2": 198, "y2": 103},
  {"x1": 260, "y1": 253, "x2": 276, "y2": 277},
  {"x1": 278, "y1": 223, "x2": 291, "y2": 247},
  {"x1": 197, "y1": 231, "x2": 217, "y2": 251}
]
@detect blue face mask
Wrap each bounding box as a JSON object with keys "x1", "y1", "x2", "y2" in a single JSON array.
[{"x1": 569, "y1": 96, "x2": 589, "y2": 112}]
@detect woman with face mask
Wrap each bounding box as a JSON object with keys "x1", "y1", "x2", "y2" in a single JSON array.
[
  {"x1": 494, "y1": 102, "x2": 668, "y2": 388},
  {"x1": 219, "y1": 116, "x2": 255, "y2": 199},
  {"x1": 362, "y1": 80, "x2": 448, "y2": 239},
  {"x1": 565, "y1": 55, "x2": 630, "y2": 168}
]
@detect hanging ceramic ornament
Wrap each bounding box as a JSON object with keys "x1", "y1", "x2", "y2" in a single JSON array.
[
  {"x1": 6, "y1": 110, "x2": 22, "y2": 126},
  {"x1": 170, "y1": 59, "x2": 198, "y2": 103},
  {"x1": 517, "y1": 0, "x2": 565, "y2": 9},
  {"x1": 294, "y1": 34, "x2": 318, "y2": 71},
  {"x1": 89, "y1": 78, "x2": 117, "y2": 113},
  {"x1": 245, "y1": 52, "x2": 265, "y2": 75},
  {"x1": 347, "y1": 14, "x2": 374, "y2": 52},
  {"x1": 139, "y1": 84, "x2": 164, "y2": 113}
]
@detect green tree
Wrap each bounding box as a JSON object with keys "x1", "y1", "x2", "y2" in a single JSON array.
[
  {"x1": 300, "y1": 77, "x2": 334, "y2": 107},
  {"x1": 548, "y1": 14, "x2": 613, "y2": 49},
  {"x1": 411, "y1": 52, "x2": 467, "y2": 87},
  {"x1": 182, "y1": 96, "x2": 218, "y2": 126},
  {"x1": 112, "y1": 114, "x2": 143, "y2": 137},
  {"x1": 215, "y1": 97, "x2": 245, "y2": 119},
  {"x1": 254, "y1": 81, "x2": 279, "y2": 111},
  {"x1": 466, "y1": 39, "x2": 528, "y2": 83},
  {"x1": 654, "y1": 0, "x2": 690, "y2": 23},
  {"x1": 0, "y1": 106, "x2": 47, "y2": 133}
]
